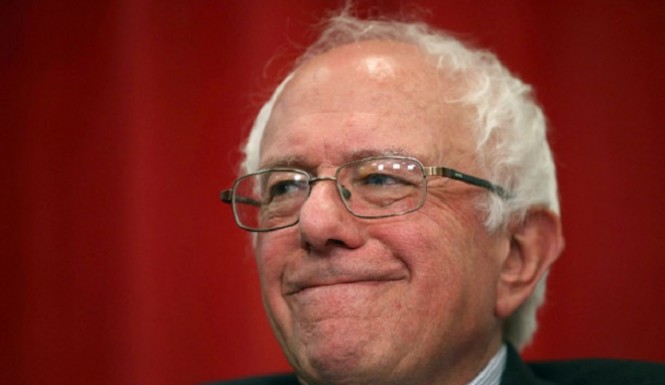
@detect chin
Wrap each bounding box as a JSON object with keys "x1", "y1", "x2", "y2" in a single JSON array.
[
  {"x1": 298, "y1": 355, "x2": 389, "y2": 385},
  {"x1": 288, "y1": 322, "x2": 393, "y2": 385}
]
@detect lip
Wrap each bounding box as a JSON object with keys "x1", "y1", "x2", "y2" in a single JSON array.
[{"x1": 285, "y1": 274, "x2": 406, "y2": 296}]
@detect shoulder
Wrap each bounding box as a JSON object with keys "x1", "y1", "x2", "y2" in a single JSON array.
[
  {"x1": 527, "y1": 358, "x2": 665, "y2": 385},
  {"x1": 200, "y1": 357, "x2": 665, "y2": 385},
  {"x1": 199, "y1": 373, "x2": 299, "y2": 385},
  {"x1": 502, "y1": 344, "x2": 665, "y2": 385}
]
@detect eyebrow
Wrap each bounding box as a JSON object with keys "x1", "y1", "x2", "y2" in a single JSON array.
[
  {"x1": 347, "y1": 147, "x2": 414, "y2": 160},
  {"x1": 259, "y1": 147, "x2": 421, "y2": 171},
  {"x1": 259, "y1": 155, "x2": 311, "y2": 171}
]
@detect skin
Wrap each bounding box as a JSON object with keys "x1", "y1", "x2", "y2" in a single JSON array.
[{"x1": 254, "y1": 40, "x2": 561, "y2": 385}]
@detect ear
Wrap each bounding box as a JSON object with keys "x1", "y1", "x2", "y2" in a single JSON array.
[{"x1": 495, "y1": 208, "x2": 564, "y2": 319}]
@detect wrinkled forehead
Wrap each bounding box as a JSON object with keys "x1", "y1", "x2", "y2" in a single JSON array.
[{"x1": 260, "y1": 40, "x2": 476, "y2": 167}]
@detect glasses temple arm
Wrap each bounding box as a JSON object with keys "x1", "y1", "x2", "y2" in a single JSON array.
[
  {"x1": 220, "y1": 189, "x2": 262, "y2": 207},
  {"x1": 429, "y1": 167, "x2": 512, "y2": 199}
]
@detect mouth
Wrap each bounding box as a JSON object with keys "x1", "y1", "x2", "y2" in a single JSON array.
[{"x1": 286, "y1": 277, "x2": 404, "y2": 296}]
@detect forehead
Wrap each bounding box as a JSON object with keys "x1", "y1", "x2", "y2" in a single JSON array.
[{"x1": 260, "y1": 40, "x2": 475, "y2": 169}]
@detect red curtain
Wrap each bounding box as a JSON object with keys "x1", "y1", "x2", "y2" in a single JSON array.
[{"x1": 3, "y1": 1, "x2": 664, "y2": 384}]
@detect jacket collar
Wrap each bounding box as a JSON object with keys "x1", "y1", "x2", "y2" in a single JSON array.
[{"x1": 500, "y1": 344, "x2": 557, "y2": 385}]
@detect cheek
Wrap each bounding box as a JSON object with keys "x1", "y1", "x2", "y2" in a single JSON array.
[
  {"x1": 254, "y1": 232, "x2": 302, "y2": 338},
  {"x1": 365, "y1": 217, "x2": 490, "y2": 358},
  {"x1": 374, "y1": 206, "x2": 490, "y2": 309},
  {"x1": 256, "y1": 230, "x2": 297, "y2": 272},
  {"x1": 254, "y1": 231, "x2": 300, "y2": 309},
  {"x1": 408, "y1": 205, "x2": 505, "y2": 326},
  {"x1": 370, "y1": 215, "x2": 463, "y2": 306},
  {"x1": 378, "y1": 209, "x2": 465, "y2": 271}
]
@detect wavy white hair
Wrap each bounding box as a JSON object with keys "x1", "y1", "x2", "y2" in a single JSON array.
[{"x1": 239, "y1": 12, "x2": 559, "y2": 350}]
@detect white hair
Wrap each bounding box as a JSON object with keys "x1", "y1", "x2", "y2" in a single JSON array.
[{"x1": 240, "y1": 11, "x2": 559, "y2": 350}]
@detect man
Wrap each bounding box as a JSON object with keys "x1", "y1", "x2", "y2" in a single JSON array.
[{"x1": 216, "y1": 11, "x2": 664, "y2": 385}]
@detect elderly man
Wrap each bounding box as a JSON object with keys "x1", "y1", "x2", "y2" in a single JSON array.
[{"x1": 217, "y1": 11, "x2": 664, "y2": 385}]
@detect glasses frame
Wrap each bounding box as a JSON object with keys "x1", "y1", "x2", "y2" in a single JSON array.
[{"x1": 220, "y1": 155, "x2": 510, "y2": 232}]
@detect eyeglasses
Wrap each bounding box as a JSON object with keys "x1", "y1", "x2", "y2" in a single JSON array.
[{"x1": 220, "y1": 155, "x2": 509, "y2": 232}]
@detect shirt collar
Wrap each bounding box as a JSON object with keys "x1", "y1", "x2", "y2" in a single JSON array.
[{"x1": 467, "y1": 344, "x2": 507, "y2": 385}]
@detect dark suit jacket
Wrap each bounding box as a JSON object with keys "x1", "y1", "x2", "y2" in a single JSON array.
[{"x1": 208, "y1": 345, "x2": 665, "y2": 385}]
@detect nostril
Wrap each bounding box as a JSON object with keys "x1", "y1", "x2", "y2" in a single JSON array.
[
  {"x1": 328, "y1": 239, "x2": 345, "y2": 247},
  {"x1": 302, "y1": 239, "x2": 346, "y2": 254}
]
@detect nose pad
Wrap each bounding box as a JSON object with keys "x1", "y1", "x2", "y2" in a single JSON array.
[
  {"x1": 340, "y1": 185, "x2": 352, "y2": 200},
  {"x1": 303, "y1": 176, "x2": 346, "y2": 212}
]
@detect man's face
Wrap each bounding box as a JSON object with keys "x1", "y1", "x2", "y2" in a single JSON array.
[{"x1": 255, "y1": 41, "x2": 510, "y2": 384}]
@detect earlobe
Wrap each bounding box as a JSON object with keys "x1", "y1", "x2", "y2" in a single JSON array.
[{"x1": 495, "y1": 208, "x2": 564, "y2": 319}]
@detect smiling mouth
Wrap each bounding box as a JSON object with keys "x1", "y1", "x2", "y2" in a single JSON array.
[{"x1": 287, "y1": 278, "x2": 404, "y2": 296}]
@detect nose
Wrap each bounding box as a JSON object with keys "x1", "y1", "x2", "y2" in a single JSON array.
[{"x1": 298, "y1": 177, "x2": 364, "y2": 253}]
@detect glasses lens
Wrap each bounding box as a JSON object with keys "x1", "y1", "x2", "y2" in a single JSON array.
[
  {"x1": 338, "y1": 157, "x2": 425, "y2": 217},
  {"x1": 232, "y1": 170, "x2": 309, "y2": 231}
]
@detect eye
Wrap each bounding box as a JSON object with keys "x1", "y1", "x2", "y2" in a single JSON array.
[
  {"x1": 363, "y1": 173, "x2": 402, "y2": 186},
  {"x1": 268, "y1": 179, "x2": 307, "y2": 200}
]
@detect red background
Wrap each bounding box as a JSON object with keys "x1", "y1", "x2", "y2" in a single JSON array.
[{"x1": 2, "y1": 1, "x2": 664, "y2": 384}]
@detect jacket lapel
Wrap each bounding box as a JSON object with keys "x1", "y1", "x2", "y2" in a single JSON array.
[{"x1": 500, "y1": 344, "x2": 558, "y2": 385}]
